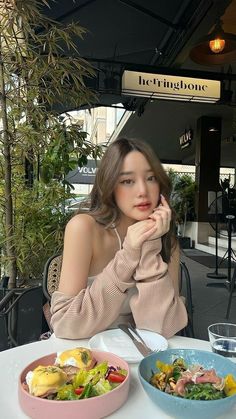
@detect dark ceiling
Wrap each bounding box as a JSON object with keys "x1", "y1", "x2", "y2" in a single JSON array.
[{"x1": 43, "y1": 0, "x2": 236, "y2": 168}]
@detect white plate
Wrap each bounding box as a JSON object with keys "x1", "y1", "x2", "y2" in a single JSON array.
[{"x1": 88, "y1": 328, "x2": 168, "y2": 363}]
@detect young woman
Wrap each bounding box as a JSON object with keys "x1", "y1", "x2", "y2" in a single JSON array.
[{"x1": 50, "y1": 138, "x2": 187, "y2": 339}]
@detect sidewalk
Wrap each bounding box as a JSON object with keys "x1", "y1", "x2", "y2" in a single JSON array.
[{"x1": 181, "y1": 252, "x2": 236, "y2": 341}]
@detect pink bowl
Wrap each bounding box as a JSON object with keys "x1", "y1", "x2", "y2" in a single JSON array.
[{"x1": 18, "y1": 349, "x2": 130, "y2": 419}]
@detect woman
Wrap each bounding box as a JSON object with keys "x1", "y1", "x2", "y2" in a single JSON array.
[{"x1": 50, "y1": 138, "x2": 187, "y2": 339}]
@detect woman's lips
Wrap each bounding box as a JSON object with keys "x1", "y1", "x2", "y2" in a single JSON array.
[{"x1": 135, "y1": 203, "x2": 151, "y2": 211}]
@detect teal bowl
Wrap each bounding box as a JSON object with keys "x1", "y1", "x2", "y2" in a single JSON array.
[{"x1": 138, "y1": 349, "x2": 236, "y2": 419}]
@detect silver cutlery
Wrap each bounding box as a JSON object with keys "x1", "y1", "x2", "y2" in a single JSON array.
[
  {"x1": 127, "y1": 323, "x2": 151, "y2": 346},
  {"x1": 118, "y1": 323, "x2": 157, "y2": 357}
]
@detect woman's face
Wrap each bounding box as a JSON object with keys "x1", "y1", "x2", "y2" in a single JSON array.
[{"x1": 114, "y1": 150, "x2": 160, "y2": 222}]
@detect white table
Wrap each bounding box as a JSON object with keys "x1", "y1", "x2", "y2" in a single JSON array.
[{"x1": 0, "y1": 335, "x2": 235, "y2": 419}]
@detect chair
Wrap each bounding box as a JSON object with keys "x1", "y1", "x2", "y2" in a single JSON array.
[
  {"x1": 42, "y1": 254, "x2": 62, "y2": 302},
  {"x1": 225, "y1": 264, "x2": 236, "y2": 319},
  {"x1": 0, "y1": 289, "x2": 14, "y2": 351},
  {"x1": 179, "y1": 261, "x2": 194, "y2": 338},
  {"x1": 42, "y1": 254, "x2": 62, "y2": 334},
  {"x1": 0, "y1": 285, "x2": 43, "y2": 350}
]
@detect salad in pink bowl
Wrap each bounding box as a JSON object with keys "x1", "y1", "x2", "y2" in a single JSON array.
[{"x1": 18, "y1": 347, "x2": 130, "y2": 419}]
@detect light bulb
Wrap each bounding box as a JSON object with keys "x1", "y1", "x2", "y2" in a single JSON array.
[{"x1": 209, "y1": 38, "x2": 225, "y2": 53}]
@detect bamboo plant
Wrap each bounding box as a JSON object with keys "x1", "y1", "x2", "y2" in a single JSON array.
[{"x1": 0, "y1": 0, "x2": 102, "y2": 287}]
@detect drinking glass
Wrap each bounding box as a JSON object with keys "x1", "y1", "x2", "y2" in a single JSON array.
[{"x1": 208, "y1": 323, "x2": 236, "y2": 362}]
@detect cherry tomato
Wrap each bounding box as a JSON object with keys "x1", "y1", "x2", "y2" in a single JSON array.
[
  {"x1": 107, "y1": 372, "x2": 126, "y2": 383},
  {"x1": 74, "y1": 387, "x2": 84, "y2": 395}
]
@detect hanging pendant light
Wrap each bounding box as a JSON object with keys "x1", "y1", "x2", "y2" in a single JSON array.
[
  {"x1": 189, "y1": 20, "x2": 236, "y2": 65},
  {"x1": 209, "y1": 38, "x2": 225, "y2": 54}
]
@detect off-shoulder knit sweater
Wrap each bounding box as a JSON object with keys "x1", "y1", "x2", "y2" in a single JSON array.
[{"x1": 50, "y1": 237, "x2": 188, "y2": 339}]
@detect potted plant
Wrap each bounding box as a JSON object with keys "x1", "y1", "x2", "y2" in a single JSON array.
[{"x1": 169, "y1": 170, "x2": 197, "y2": 248}]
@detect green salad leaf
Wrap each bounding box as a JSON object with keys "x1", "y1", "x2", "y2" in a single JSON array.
[
  {"x1": 73, "y1": 362, "x2": 108, "y2": 388},
  {"x1": 44, "y1": 361, "x2": 127, "y2": 401},
  {"x1": 56, "y1": 384, "x2": 79, "y2": 400},
  {"x1": 94, "y1": 378, "x2": 112, "y2": 395},
  {"x1": 79, "y1": 383, "x2": 98, "y2": 399},
  {"x1": 184, "y1": 383, "x2": 225, "y2": 400}
]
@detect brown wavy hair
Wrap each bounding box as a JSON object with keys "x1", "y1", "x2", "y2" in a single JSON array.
[{"x1": 84, "y1": 137, "x2": 176, "y2": 262}]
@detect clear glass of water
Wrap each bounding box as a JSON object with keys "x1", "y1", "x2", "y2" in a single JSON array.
[{"x1": 208, "y1": 323, "x2": 236, "y2": 362}]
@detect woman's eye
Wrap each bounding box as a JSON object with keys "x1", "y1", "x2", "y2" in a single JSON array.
[
  {"x1": 120, "y1": 179, "x2": 133, "y2": 185},
  {"x1": 147, "y1": 175, "x2": 157, "y2": 182}
]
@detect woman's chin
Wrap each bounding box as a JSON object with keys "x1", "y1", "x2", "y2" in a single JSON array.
[
  {"x1": 136, "y1": 208, "x2": 154, "y2": 219},
  {"x1": 134, "y1": 213, "x2": 152, "y2": 221},
  {"x1": 122, "y1": 209, "x2": 153, "y2": 222}
]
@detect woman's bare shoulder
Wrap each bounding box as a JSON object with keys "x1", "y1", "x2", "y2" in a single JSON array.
[
  {"x1": 65, "y1": 213, "x2": 97, "y2": 235},
  {"x1": 64, "y1": 215, "x2": 106, "y2": 254},
  {"x1": 62, "y1": 214, "x2": 96, "y2": 265}
]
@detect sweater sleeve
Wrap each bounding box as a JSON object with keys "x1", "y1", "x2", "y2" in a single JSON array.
[
  {"x1": 130, "y1": 238, "x2": 188, "y2": 338},
  {"x1": 50, "y1": 239, "x2": 140, "y2": 339}
]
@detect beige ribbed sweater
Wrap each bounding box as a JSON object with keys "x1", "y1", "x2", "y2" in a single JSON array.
[{"x1": 50, "y1": 238, "x2": 188, "y2": 339}]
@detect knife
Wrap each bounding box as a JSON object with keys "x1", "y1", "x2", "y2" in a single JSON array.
[{"x1": 118, "y1": 324, "x2": 153, "y2": 357}]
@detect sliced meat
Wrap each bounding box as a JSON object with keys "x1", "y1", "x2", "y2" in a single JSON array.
[{"x1": 195, "y1": 369, "x2": 221, "y2": 385}]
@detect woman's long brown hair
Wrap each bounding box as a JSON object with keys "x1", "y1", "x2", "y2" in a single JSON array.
[{"x1": 82, "y1": 137, "x2": 176, "y2": 262}]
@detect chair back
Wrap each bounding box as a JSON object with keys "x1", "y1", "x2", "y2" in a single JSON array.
[
  {"x1": 0, "y1": 285, "x2": 43, "y2": 350},
  {"x1": 179, "y1": 261, "x2": 194, "y2": 338},
  {"x1": 43, "y1": 254, "x2": 62, "y2": 301},
  {"x1": 0, "y1": 315, "x2": 9, "y2": 351},
  {"x1": 10, "y1": 286, "x2": 43, "y2": 346},
  {"x1": 0, "y1": 290, "x2": 14, "y2": 351},
  {"x1": 225, "y1": 264, "x2": 236, "y2": 319}
]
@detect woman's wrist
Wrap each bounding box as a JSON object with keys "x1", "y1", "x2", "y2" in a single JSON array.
[
  {"x1": 122, "y1": 237, "x2": 142, "y2": 256},
  {"x1": 141, "y1": 237, "x2": 162, "y2": 252}
]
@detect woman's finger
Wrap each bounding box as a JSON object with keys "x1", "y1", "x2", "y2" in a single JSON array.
[
  {"x1": 148, "y1": 210, "x2": 171, "y2": 236},
  {"x1": 160, "y1": 194, "x2": 170, "y2": 207},
  {"x1": 150, "y1": 207, "x2": 171, "y2": 223}
]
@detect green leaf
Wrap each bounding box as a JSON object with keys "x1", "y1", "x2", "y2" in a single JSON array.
[{"x1": 184, "y1": 383, "x2": 225, "y2": 400}]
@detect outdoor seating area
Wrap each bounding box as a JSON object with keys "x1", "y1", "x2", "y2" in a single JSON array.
[
  {"x1": 0, "y1": 1, "x2": 236, "y2": 417},
  {"x1": 1, "y1": 248, "x2": 235, "y2": 351},
  {"x1": 0, "y1": 285, "x2": 43, "y2": 351},
  {"x1": 181, "y1": 251, "x2": 236, "y2": 341},
  {"x1": 1, "y1": 249, "x2": 236, "y2": 418}
]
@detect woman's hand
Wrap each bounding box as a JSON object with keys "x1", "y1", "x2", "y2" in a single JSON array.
[
  {"x1": 125, "y1": 218, "x2": 158, "y2": 249},
  {"x1": 148, "y1": 195, "x2": 171, "y2": 239}
]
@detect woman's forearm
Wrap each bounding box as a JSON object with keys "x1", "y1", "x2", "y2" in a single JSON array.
[{"x1": 130, "y1": 238, "x2": 188, "y2": 338}]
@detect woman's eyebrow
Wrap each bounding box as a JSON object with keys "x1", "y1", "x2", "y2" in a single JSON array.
[
  {"x1": 119, "y1": 169, "x2": 153, "y2": 176},
  {"x1": 119, "y1": 171, "x2": 133, "y2": 176}
]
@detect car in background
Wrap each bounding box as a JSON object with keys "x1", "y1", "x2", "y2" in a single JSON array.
[{"x1": 64, "y1": 196, "x2": 88, "y2": 212}]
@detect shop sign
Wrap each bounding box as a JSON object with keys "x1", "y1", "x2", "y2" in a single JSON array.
[
  {"x1": 65, "y1": 159, "x2": 99, "y2": 184},
  {"x1": 122, "y1": 70, "x2": 221, "y2": 103},
  {"x1": 179, "y1": 129, "x2": 193, "y2": 149}
]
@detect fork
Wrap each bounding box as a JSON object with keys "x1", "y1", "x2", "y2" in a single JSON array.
[
  {"x1": 128, "y1": 324, "x2": 161, "y2": 354},
  {"x1": 118, "y1": 323, "x2": 160, "y2": 355},
  {"x1": 127, "y1": 323, "x2": 150, "y2": 346}
]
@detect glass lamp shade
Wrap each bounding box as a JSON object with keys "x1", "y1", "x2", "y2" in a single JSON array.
[
  {"x1": 209, "y1": 38, "x2": 225, "y2": 53},
  {"x1": 190, "y1": 32, "x2": 236, "y2": 65},
  {"x1": 190, "y1": 19, "x2": 236, "y2": 65}
]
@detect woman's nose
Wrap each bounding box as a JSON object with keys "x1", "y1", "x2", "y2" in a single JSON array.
[{"x1": 137, "y1": 180, "x2": 148, "y2": 196}]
